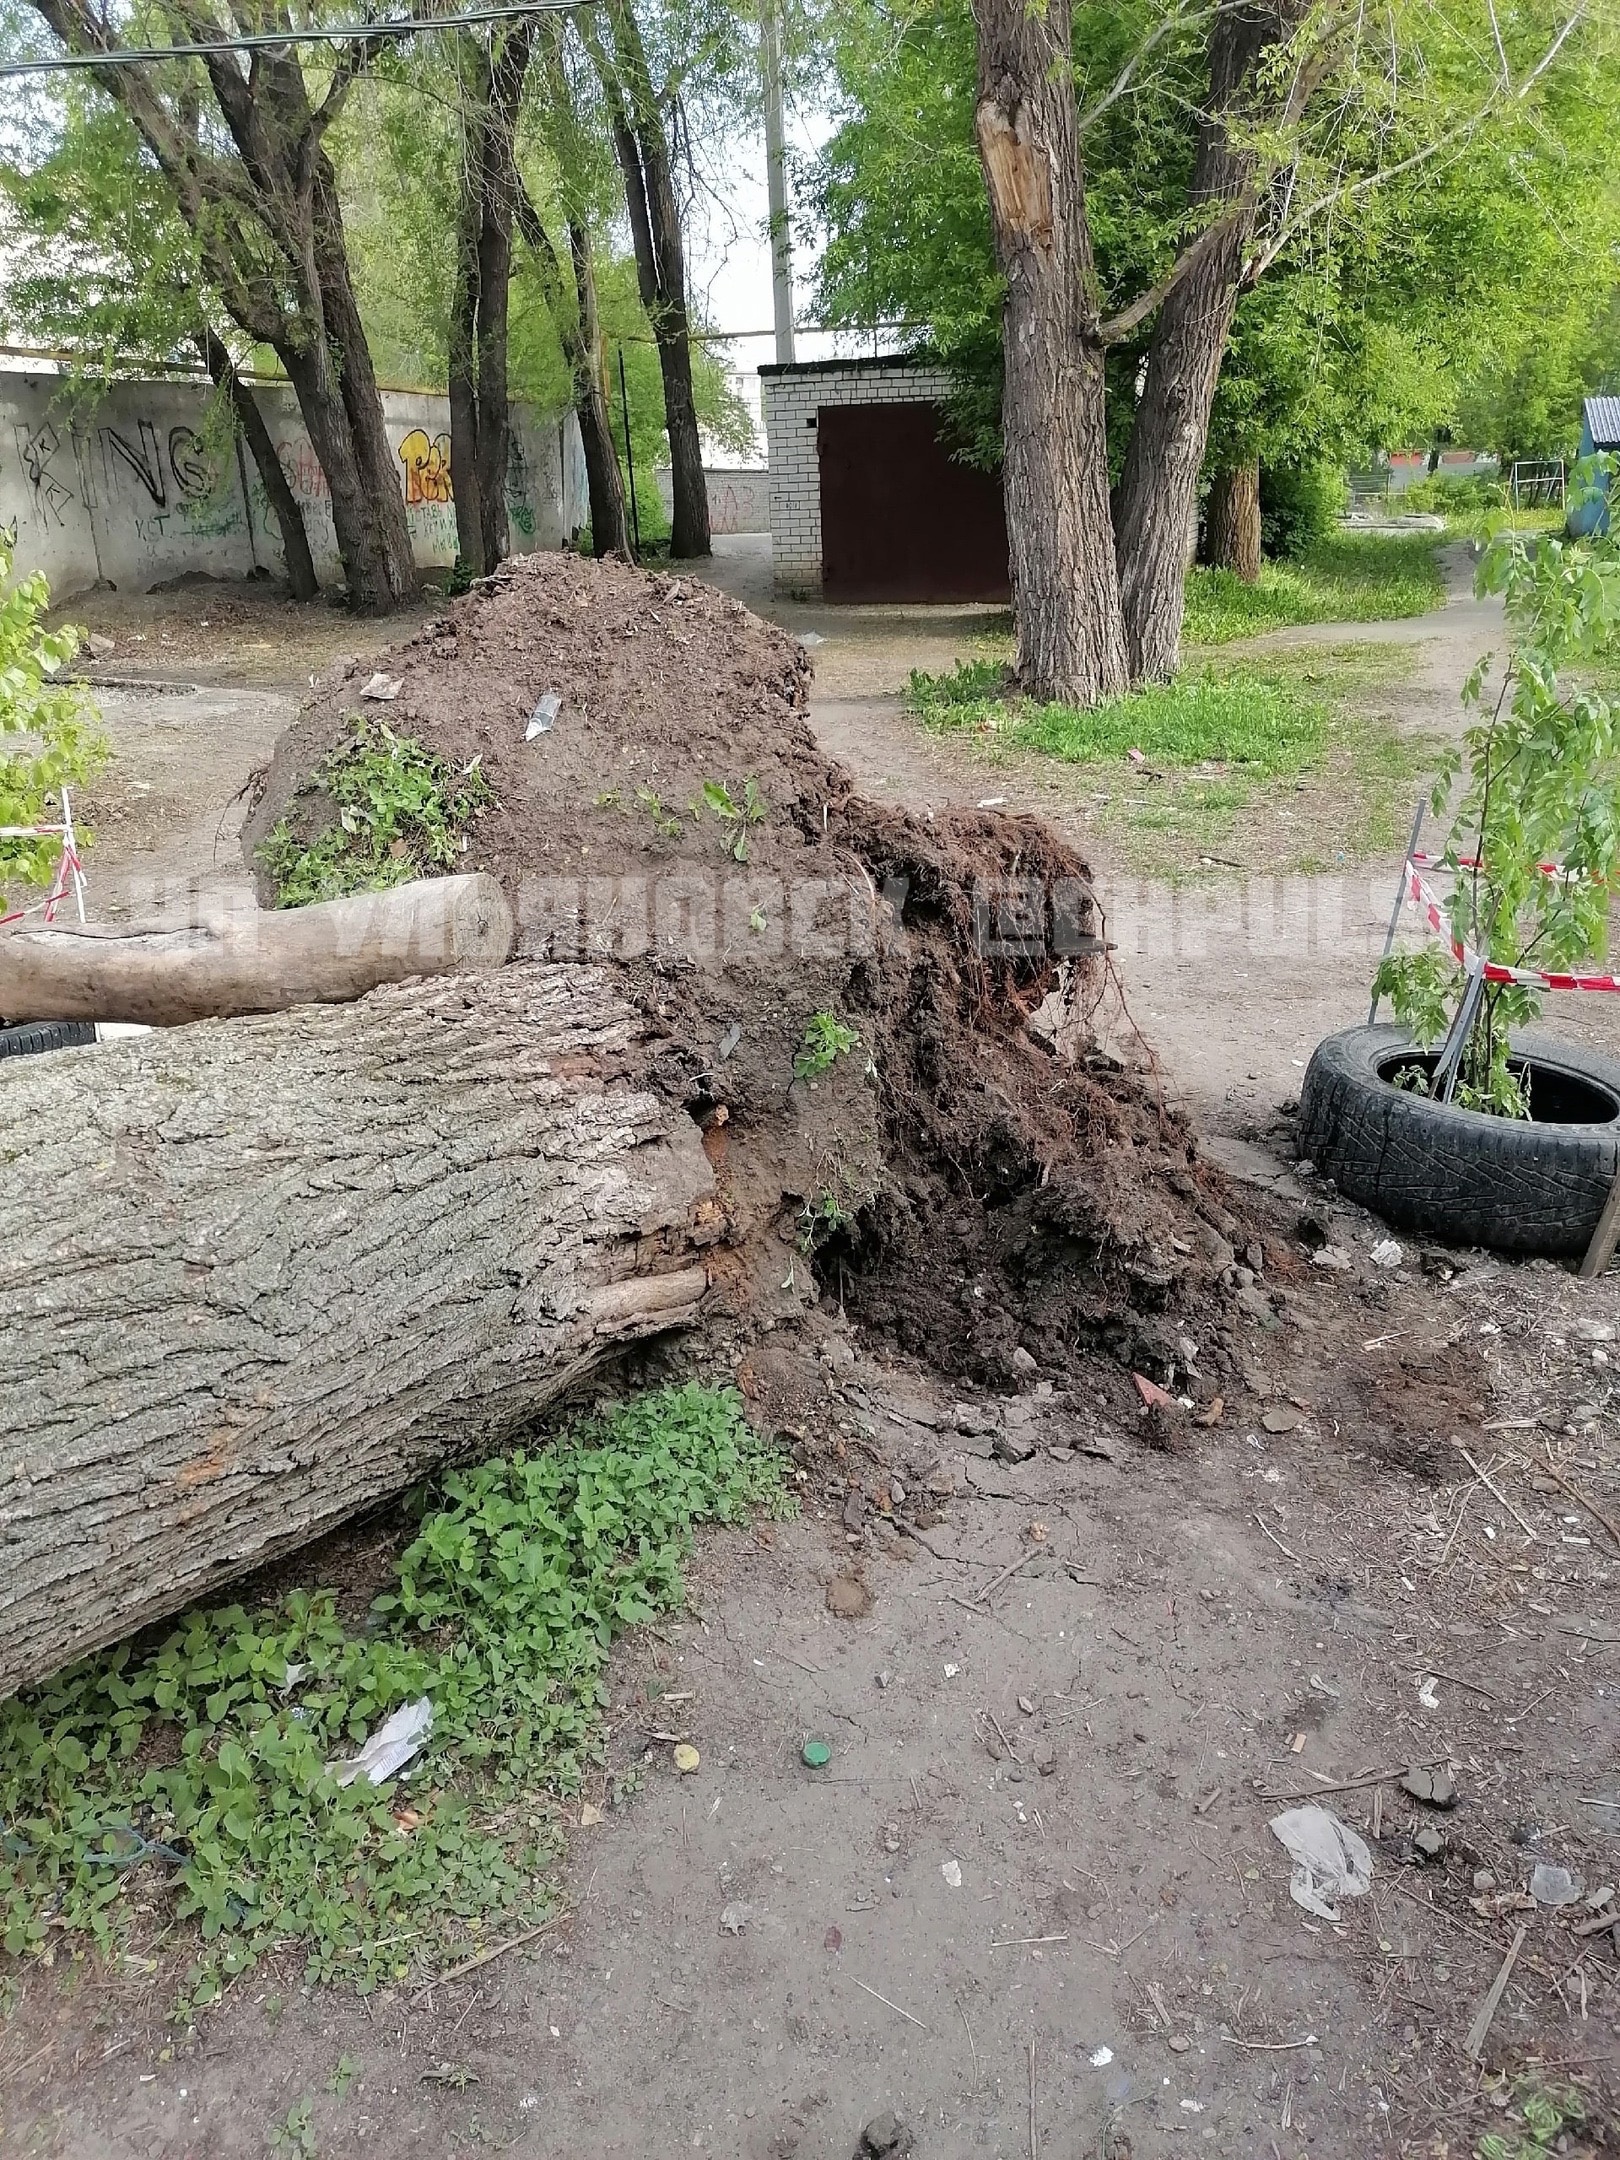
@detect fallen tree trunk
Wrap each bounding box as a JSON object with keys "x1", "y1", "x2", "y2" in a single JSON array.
[
  {"x1": 0, "y1": 965, "x2": 716, "y2": 1699},
  {"x1": 0, "y1": 873, "x2": 514, "y2": 1027}
]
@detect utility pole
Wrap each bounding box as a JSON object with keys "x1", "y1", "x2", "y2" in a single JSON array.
[{"x1": 760, "y1": 0, "x2": 794, "y2": 366}]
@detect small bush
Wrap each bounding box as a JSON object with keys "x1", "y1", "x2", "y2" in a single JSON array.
[
  {"x1": 1260, "y1": 462, "x2": 1348, "y2": 558},
  {"x1": 0, "y1": 531, "x2": 106, "y2": 888}
]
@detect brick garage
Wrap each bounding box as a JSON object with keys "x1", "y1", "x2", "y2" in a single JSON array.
[{"x1": 760, "y1": 355, "x2": 1008, "y2": 602}]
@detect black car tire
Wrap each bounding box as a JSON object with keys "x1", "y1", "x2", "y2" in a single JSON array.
[
  {"x1": 0, "y1": 1019, "x2": 98, "y2": 1061},
  {"x1": 1299, "y1": 1023, "x2": 1620, "y2": 1257}
]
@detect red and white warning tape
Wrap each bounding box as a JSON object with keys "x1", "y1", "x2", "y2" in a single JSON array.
[
  {"x1": 0, "y1": 786, "x2": 87, "y2": 929},
  {"x1": 1402, "y1": 852, "x2": 1620, "y2": 994}
]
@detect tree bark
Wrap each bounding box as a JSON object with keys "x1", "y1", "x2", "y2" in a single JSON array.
[
  {"x1": 1113, "y1": 3, "x2": 1297, "y2": 683},
  {"x1": 0, "y1": 874, "x2": 514, "y2": 1027},
  {"x1": 512, "y1": 163, "x2": 631, "y2": 560},
  {"x1": 196, "y1": 328, "x2": 320, "y2": 603},
  {"x1": 312, "y1": 168, "x2": 420, "y2": 610},
  {"x1": 448, "y1": 139, "x2": 490, "y2": 575},
  {"x1": 569, "y1": 219, "x2": 633, "y2": 559},
  {"x1": 280, "y1": 341, "x2": 403, "y2": 618},
  {"x1": 589, "y1": 2, "x2": 711, "y2": 558},
  {"x1": 0, "y1": 966, "x2": 717, "y2": 1700},
  {"x1": 1203, "y1": 459, "x2": 1262, "y2": 581},
  {"x1": 971, "y1": 0, "x2": 1128, "y2": 707},
  {"x1": 446, "y1": 26, "x2": 532, "y2": 580}
]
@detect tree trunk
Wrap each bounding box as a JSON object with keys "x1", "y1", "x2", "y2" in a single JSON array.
[
  {"x1": 971, "y1": 0, "x2": 1128, "y2": 707},
  {"x1": 280, "y1": 342, "x2": 403, "y2": 617},
  {"x1": 448, "y1": 166, "x2": 489, "y2": 575},
  {"x1": 474, "y1": 154, "x2": 515, "y2": 574},
  {"x1": 1113, "y1": 3, "x2": 1295, "y2": 684},
  {"x1": 1203, "y1": 459, "x2": 1261, "y2": 581},
  {"x1": 0, "y1": 966, "x2": 715, "y2": 1700},
  {"x1": 312, "y1": 169, "x2": 420, "y2": 610},
  {"x1": 569, "y1": 220, "x2": 633, "y2": 559},
  {"x1": 0, "y1": 874, "x2": 514, "y2": 1027},
  {"x1": 592, "y1": 2, "x2": 711, "y2": 558},
  {"x1": 196, "y1": 328, "x2": 319, "y2": 603},
  {"x1": 512, "y1": 162, "x2": 631, "y2": 560}
]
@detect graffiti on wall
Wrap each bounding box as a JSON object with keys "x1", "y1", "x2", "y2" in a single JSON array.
[
  {"x1": 399, "y1": 428, "x2": 453, "y2": 507},
  {"x1": 13, "y1": 423, "x2": 76, "y2": 528}
]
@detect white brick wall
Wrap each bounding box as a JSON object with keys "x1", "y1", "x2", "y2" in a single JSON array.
[{"x1": 761, "y1": 357, "x2": 954, "y2": 596}]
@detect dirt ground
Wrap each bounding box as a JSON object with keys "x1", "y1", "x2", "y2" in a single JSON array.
[{"x1": 8, "y1": 541, "x2": 1619, "y2": 2158}]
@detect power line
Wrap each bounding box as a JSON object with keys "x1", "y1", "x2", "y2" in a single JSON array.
[{"x1": 0, "y1": 0, "x2": 589, "y2": 78}]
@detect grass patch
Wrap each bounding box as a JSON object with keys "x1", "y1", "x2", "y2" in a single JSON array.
[
  {"x1": 910, "y1": 653, "x2": 1330, "y2": 776},
  {"x1": 1182, "y1": 532, "x2": 1445, "y2": 644},
  {"x1": 0, "y1": 1384, "x2": 786, "y2": 2010},
  {"x1": 259, "y1": 716, "x2": 494, "y2": 907},
  {"x1": 908, "y1": 641, "x2": 1443, "y2": 877}
]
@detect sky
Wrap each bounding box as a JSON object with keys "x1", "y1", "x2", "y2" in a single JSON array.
[{"x1": 683, "y1": 98, "x2": 861, "y2": 465}]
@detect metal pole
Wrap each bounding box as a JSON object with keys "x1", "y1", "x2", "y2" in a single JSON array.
[
  {"x1": 759, "y1": 0, "x2": 795, "y2": 365},
  {"x1": 1368, "y1": 797, "x2": 1427, "y2": 1026},
  {"x1": 617, "y1": 343, "x2": 640, "y2": 559}
]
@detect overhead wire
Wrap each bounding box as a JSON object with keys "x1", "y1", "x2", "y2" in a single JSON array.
[{"x1": 0, "y1": 1, "x2": 593, "y2": 78}]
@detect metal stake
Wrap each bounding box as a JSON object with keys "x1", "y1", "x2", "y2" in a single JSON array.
[{"x1": 1368, "y1": 797, "x2": 1427, "y2": 1026}]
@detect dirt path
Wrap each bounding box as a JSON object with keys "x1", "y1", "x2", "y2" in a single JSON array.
[{"x1": 7, "y1": 545, "x2": 1618, "y2": 2159}]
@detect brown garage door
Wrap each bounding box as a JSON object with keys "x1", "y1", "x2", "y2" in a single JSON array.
[{"x1": 817, "y1": 402, "x2": 1009, "y2": 603}]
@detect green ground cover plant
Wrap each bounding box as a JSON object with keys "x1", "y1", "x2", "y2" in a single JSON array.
[{"x1": 0, "y1": 1385, "x2": 786, "y2": 2008}]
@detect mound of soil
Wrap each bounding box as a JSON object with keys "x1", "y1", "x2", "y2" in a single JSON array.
[{"x1": 248, "y1": 550, "x2": 1269, "y2": 1394}]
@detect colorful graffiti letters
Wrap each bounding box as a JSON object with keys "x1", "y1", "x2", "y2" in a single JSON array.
[{"x1": 399, "y1": 428, "x2": 453, "y2": 507}]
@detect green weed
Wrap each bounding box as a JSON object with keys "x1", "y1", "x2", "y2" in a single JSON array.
[
  {"x1": 270, "y1": 2099, "x2": 318, "y2": 2157},
  {"x1": 1477, "y1": 2077, "x2": 1587, "y2": 2158},
  {"x1": 633, "y1": 784, "x2": 683, "y2": 839},
  {"x1": 794, "y1": 1011, "x2": 859, "y2": 1080},
  {"x1": 1181, "y1": 532, "x2": 1445, "y2": 644},
  {"x1": 259, "y1": 717, "x2": 494, "y2": 908},
  {"x1": 700, "y1": 777, "x2": 768, "y2": 860},
  {"x1": 0, "y1": 1386, "x2": 785, "y2": 2004}
]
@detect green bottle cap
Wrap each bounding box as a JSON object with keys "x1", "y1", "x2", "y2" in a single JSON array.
[{"x1": 802, "y1": 1738, "x2": 832, "y2": 1769}]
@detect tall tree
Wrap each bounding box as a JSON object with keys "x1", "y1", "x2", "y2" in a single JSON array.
[
  {"x1": 818, "y1": 0, "x2": 1614, "y2": 701},
  {"x1": 196, "y1": 327, "x2": 321, "y2": 601},
  {"x1": 17, "y1": 0, "x2": 420, "y2": 613},
  {"x1": 579, "y1": 0, "x2": 711, "y2": 557},
  {"x1": 522, "y1": 18, "x2": 633, "y2": 558},
  {"x1": 445, "y1": 22, "x2": 535, "y2": 579}
]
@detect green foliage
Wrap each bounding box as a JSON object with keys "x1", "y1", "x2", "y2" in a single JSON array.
[
  {"x1": 700, "y1": 776, "x2": 767, "y2": 860},
  {"x1": 811, "y1": 0, "x2": 1620, "y2": 517},
  {"x1": 1259, "y1": 464, "x2": 1350, "y2": 559},
  {"x1": 1477, "y1": 2078, "x2": 1588, "y2": 2158},
  {"x1": 270, "y1": 2099, "x2": 318, "y2": 2157},
  {"x1": 1182, "y1": 533, "x2": 1445, "y2": 644},
  {"x1": 259, "y1": 718, "x2": 494, "y2": 907},
  {"x1": 794, "y1": 1011, "x2": 860, "y2": 1080},
  {"x1": 0, "y1": 1385, "x2": 784, "y2": 2002},
  {"x1": 798, "y1": 1189, "x2": 853, "y2": 1251},
  {"x1": 1374, "y1": 513, "x2": 1620, "y2": 1114},
  {"x1": 0, "y1": 532, "x2": 105, "y2": 889}
]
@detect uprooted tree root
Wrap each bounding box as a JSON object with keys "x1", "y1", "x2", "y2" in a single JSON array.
[{"x1": 251, "y1": 549, "x2": 1274, "y2": 1398}]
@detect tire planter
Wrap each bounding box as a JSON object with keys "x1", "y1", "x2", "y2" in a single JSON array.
[
  {"x1": 1299, "y1": 1023, "x2": 1620, "y2": 1258},
  {"x1": 0, "y1": 1019, "x2": 97, "y2": 1062}
]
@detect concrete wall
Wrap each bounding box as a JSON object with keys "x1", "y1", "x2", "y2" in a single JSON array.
[
  {"x1": 760, "y1": 355, "x2": 955, "y2": 595},
  {"x1": 653, "y1": 465, "x2": 769, "y2": 535},
  {"x1": 0, "y1": 371, "x2": 587, "y2": 597}
]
